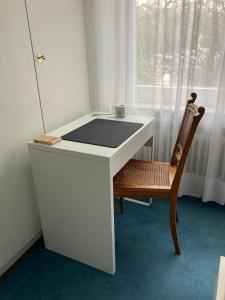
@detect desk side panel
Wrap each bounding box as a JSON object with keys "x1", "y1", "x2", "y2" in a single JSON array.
[{"x1": 29, "y1": 149, "x2": 115, "y2": 274}]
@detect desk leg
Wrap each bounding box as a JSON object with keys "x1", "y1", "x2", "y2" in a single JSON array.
[
  {"x1": 145, "y1": 135, "x2": 155, "y2": 160},
  {"x1": 123, "y1": 197, "x2": 152, "y2": 206},
  {"x1": 124, "y1": 135, "x2": 154, "y2": 206},
  {"x1": 147, "y1": 136, "x2": 154, "y2": 205},
  {"x1": 30, "y1": 149, "x2": 115, "y2": 274}
]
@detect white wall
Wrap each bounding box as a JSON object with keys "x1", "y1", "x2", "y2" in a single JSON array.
[
  {"x1": 0, "y1": 0, "x2": 90, "y2": 275},
  {"x1": 0, "y1": 0, "x2": 44, "y2": 274}
]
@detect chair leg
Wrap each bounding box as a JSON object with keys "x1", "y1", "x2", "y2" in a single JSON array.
[
  {"x1": 170, "y1": 195, "x2": 180, "y2": 255},
  {"x1": 176, "y1": 211, "x2": 179, "y2": 223},
  {"x1": 119, "y1": 197, "x2": 124, "y2": 214}
]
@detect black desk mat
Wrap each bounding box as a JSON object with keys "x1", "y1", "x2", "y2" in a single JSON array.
[{"x1": 61, "y1": 118, "x2": 144, "y2": 148}]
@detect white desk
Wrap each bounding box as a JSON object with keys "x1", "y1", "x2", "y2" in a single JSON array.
[
  {"x1": 28, "y1": 112, "x2": 155, "y2": 274},
  {"x1": 215, "y1": 257, "x2": 225, "y2": 300}
]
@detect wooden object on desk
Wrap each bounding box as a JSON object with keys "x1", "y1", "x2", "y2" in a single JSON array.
[
  {"x1": 33, "y1": 135, "x2": 61, "y2": 145},
  {"x1": 114, "y1": 93, "x2": 205, "y2": 255}
]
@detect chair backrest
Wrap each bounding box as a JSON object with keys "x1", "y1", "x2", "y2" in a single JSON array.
[{"x1": 170, "y1": 93, "x2": 205, "y2": 189}]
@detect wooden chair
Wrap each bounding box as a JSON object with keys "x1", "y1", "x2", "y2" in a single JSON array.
[{"x1": 113, "y1": 93, "x2": 205, "y2": 255}]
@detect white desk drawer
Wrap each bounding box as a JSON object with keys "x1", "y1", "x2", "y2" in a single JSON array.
[{"x1": 110, "y1": 120, "x2": 154, "y2": 177}]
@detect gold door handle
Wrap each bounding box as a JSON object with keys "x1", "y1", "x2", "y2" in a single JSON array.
[{"x1": 36, "y1": 54, "x2": 46, "y2": 63}]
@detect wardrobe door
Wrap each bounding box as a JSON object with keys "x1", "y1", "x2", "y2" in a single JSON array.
[
  {"x1": 26, "y1": 0, "x2": 91, "y2": 132},
  {"x1": 0, "y1": 0, "x2": 44, "y2": 274}
]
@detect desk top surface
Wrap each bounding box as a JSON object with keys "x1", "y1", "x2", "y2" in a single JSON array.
[
  {"x1": 28, "y1": 112, "x2": 155, "y2": 161},
  {"x1": 61, "y1": 118, "x2": 144, "y2": 148}
]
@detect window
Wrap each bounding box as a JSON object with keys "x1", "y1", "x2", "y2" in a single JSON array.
[{"x1": 136, "y1": 0, "x2": 225, "y2": 90}]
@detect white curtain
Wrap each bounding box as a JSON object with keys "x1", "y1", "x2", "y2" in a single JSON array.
[{"x1": 84, "y1": 0, "x2": 225, "y2": 205}]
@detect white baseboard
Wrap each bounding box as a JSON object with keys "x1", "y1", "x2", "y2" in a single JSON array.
[{"x1": 0, "y1": 231, "x2": 42, "y2": 276}]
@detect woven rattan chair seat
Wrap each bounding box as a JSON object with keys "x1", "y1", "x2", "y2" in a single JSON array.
[{"x1": 114, "y1": 159, "x2": 171, "y2": 187}]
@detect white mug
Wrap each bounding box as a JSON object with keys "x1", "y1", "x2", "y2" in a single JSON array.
[{"x1": 115, "y1": 105, "x2": 126, "y2": 118}]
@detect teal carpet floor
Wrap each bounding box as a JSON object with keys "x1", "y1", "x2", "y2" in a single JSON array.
[{"x1": 1, "y1": 196, "x2": 225, "y2": 300}]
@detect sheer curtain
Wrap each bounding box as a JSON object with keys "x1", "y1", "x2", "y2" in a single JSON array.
[{"x1": 84, "y1": 0, "x2": 225, "y2": 205}]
